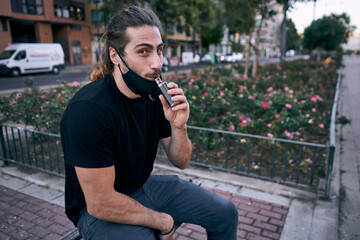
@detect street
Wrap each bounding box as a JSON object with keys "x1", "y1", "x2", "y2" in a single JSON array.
[
  {"x1": 0, "y1": 71, "x2": 90, "y2": 91},
  {"x1": 0, "y1": 55, "x2": 306, "y2": 92}
]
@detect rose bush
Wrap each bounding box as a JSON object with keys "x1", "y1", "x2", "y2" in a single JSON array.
[
  {"x1": 0, "y1": 59, "x2": 337, "y2": 145},
  {"x1": 164, "y1": 60, "x2": 337, "y2": 144},
  {"x1": 0, "y1": 78, "x2": 82, "y2": 133}
]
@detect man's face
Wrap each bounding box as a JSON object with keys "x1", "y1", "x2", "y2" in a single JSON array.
[{"x1": 122, "y1": 25, "x2": 164, "y2": 81}]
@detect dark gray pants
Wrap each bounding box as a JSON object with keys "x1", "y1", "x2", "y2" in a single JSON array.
[{"x1": 77, "y1": 175, "x2": 238, "y2": 239}]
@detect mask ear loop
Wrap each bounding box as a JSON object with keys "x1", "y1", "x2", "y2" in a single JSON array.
[{"x1": 114, "y1": 48, "x2": 130, "y2": 75}]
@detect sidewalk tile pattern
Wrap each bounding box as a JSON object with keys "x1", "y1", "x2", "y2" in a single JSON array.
[
  {"x1": 0, "y1": 185, "x2": 74, "y2": 240},
  {"x1": 0, "y1": 186, "x2": 288, "y2": 240}
]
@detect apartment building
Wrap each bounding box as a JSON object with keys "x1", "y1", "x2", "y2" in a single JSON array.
[{"x1": 0, "y1": 0, "x2": 92, "y2": 65}]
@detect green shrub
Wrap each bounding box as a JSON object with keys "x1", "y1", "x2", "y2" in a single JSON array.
[{"x1": 0, "y1": 78, "x2": 81, "y2": 133}]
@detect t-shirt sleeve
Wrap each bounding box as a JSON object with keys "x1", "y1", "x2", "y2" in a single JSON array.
[{"x1": 60, "y1": 101, "x2": 115, "y2": 168}]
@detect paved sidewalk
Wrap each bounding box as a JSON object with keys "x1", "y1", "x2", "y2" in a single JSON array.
[
  {"x1": 0, "y1": 163, "x2": 289, "y2": 240},
  {"x1": 337, "y1": 56, "x2": 360, "y2": 239}
]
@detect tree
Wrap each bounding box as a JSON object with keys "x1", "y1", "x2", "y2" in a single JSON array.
[
  {"x1": 303, "y1": 13, "x2": 355, "y2": 60},
  {"x1": 276, "y1": 0, "x2": 310, "y2": 61},
  {"x1": 201, "y1": 22, "x2": 224, "y2": 50},
  {"x1": 286, "y1": 19, "x2": 300, "y2": 51},
  {"x1": 150, "y1": 0, "x2": 220, "y2": 53},
  {"x1": 223, "y1": 0, "x2": 256, "y2": 77},
  {"x1": 252, "y1": 0, "x2": 277, "y2": 77},
  {"x1": 178, "y1": 0, "x2": 220, "y2": 52},
  {"x1": 149, "y1": 0, "x2": 182, "y2": 46}
]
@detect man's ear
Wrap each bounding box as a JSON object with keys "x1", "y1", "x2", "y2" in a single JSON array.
[{"x1": 109, "y1": 47, "x2": 121, "y2": 65}]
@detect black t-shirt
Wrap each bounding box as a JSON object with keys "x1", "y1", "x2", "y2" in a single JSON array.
[{"x1": 60, "y1": 74, "x2": 171, "y2": 226}]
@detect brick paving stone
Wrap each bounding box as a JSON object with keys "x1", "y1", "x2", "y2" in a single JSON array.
[
  {"x1": 239, "y1": 223, "x2": 262, "y2": 234},
  {"x1": 13, "y1": 200, "x2": 29, "y2": 209},
  {"x1": 0, "y1": 220, "x2": 17, "y2": 233},
  {"x1": 246, "y1": 232, "x2": 272, "y2": 240},
  {"x1": 27, "y1": 225, "x2": 51, "y2": 238},
  {"x1": 238, "y1": 216, "x2": 255, "y2": 225},
  {"x1": 0, "y1": 209, "x2": 6, "y2": 218},
  {"x1": 0, "y1": 231, "x2": 11, "y2": 240},
  {"x1": 32, "y1": 216, "x2": 55, "y2": 229},
  {"x1": 253, "y1": 220, "x2": 278, "y2": 232},
  {"x1": 0, "y1": 185, "x2": 75, "y2": 240},
  {"x1": 0, "y1": 184, "x2": 289, "y2": 240},
  {"x1": 174, "y1": 225, "x2": 192, "y2": 236},
  {"x1": 250, "y1": 201, "x2": 273, "y2": 211},
  {"x1": 247, "y1": 212, "x2": 270, "y2": 222},
  {"x1": 2, "y1": 213, "x2": 21, "y2": 225},
  {"x1": 49, "y1": 214, "x2": 71, "y2": 226},
  {"x1": 237, "y1": 230, "x2": 247, "y2": 238},
  {"x1": 175, "y1": 235, "x2": 190, "y2": 240},
  {"x1": 272, "y1": 206, "x2": 288, "y2": 215},
  {"x1": 47, "y1": 222, "x2": 72, "y2": 235},
  {"x1": 7, "y1": 206, "x2": 25, "y2": 216},
  {"x1": 259, "y1": 209, "x2": 282, "y2": 219},
  {"x1": 238, "y1": 203, "x2": 261, "y2": 213},
  {"x1": 7, "y1": 228, "x2": 33, "y2": 240},
  {"x1": 262, "y1": 229, "x2": 281, "y2": 239},
  {"x1": 189, "y1": 231, "x2": 207, "y2": 239},
  {"x1": 36, "y1": 208, "x2": 57, "y2": 219},
  {"x1": 269, "y1": 218, "x2": 286, "y2": 227},
  {"x1": 25, "y1": 203, "x2": 43, "y2": 213},
  {"x1": 20, "y1": 211, "x2": 39, "y2": 221},
  {"x1": 231, "y1": 196, "x2": 252, "y2": 205},
  {"x1": 12, "y1": 219, "x2": 35, "y2": 230},
  {"x1": 44, "y1": 232, "x2": 63, "y2": 240}
]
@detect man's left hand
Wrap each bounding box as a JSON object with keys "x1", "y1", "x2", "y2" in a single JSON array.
[{"x1": 159, "y1": 82, "x2": 189, "y2": 129}]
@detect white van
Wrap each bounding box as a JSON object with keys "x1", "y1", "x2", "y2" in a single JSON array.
[{"x1": 0, "y1": 43, "x2": 65, "y2": 77}]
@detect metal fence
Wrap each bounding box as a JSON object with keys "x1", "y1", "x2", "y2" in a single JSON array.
[
  {"x1": 157, "y1": 126, "x2": 329, "y2": 191},
  {"x1": 0, "y1": 125, "x2": 65, "y2": 177},
  {"x1": 0, "y1": 70, "x2": 342, "y2": 198}
]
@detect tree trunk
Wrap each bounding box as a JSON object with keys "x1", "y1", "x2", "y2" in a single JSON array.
[
  {"x1": 280, "y1": 6, "x2": 287, "y2": 62},
  {"x1": 244, "y1": 28, "x2": 253, "y2": 78},
  {"x1": 317, "y1": 47, "x2": 321, "y2": 62},
  {"x1": 253, "y1": 17, "x2": 264, "y2": 77}
]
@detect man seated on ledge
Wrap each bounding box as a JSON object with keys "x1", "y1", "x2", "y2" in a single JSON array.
[{"x1": 60, "y1": 4, "x2": 238, "y2": 240}]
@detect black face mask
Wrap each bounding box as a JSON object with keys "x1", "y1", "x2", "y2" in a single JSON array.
[{"x1": 115, "y1": 49, "x2": 158, "y2": 98}]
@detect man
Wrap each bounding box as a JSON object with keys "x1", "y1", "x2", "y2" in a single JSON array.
[{"x1": 60, "y1": 5, "x2": 238, "y2": 240}]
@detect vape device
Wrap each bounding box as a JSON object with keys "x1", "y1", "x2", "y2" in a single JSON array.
[{"x1": 155, "y1": 77, "x2": 176, "y2": 107}]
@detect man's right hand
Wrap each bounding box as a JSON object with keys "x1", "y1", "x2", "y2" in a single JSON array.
[{"x1": 158, "y1": 214, "x2": 175, "y2": 240}]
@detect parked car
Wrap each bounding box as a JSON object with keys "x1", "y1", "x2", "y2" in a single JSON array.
[
  {"x1": 201, "y1": 54, "x2": 212, "y2": 63},
  {"x1": 193, "y1": 54, "x2": 200, "y2": 63},
  {"x1": 0, "y1": 43, "x2": 65, "y2": 77},
  {"x1": 162, "y1": 56, "x2": 169, "y2": 72},
  {"x1": 220, "y1": 54, "x2": 233, "y2": 63},
  {"x1": 232, "y1": 52, "x2": 243, "y2": 62}
]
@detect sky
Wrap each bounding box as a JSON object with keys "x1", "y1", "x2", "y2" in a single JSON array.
[{"x1": 287, "y1": 0, "x2": 360, "y2": 36}]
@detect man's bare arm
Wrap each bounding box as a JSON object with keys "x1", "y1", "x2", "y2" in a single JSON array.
[{"x1": 75, "y1": 166, "x2": 174, "y2": 233}]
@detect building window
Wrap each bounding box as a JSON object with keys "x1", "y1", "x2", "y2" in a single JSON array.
[
  {"x1": 91, "y1": 9, "x2": 102, "y2": 28},
  {"x1": 2, "y1": 19, "x2": 8, "y2": 32},
  {"x1": 166, "y1": 23, "x2": 174, "y2": 35},
  {"x1": 70, "y1": 4, "x2": 85, "y2": 21},
  {"x1": 54, "y1": 5, "x2": 69, "y2": 18},
  {"x1": 54, "y1": 1, "x2": 85, "y2": 21},
  {"x1": 176, "y1": 25, "x2": 183, "y2": 34},
  {"x1": 11, "y1": 0, "x2": 43, "y2": 15}
]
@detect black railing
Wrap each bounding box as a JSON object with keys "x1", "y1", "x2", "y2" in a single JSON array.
[{"x1": 0, "y1": 71, "x2": 342, "y2": 197}]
